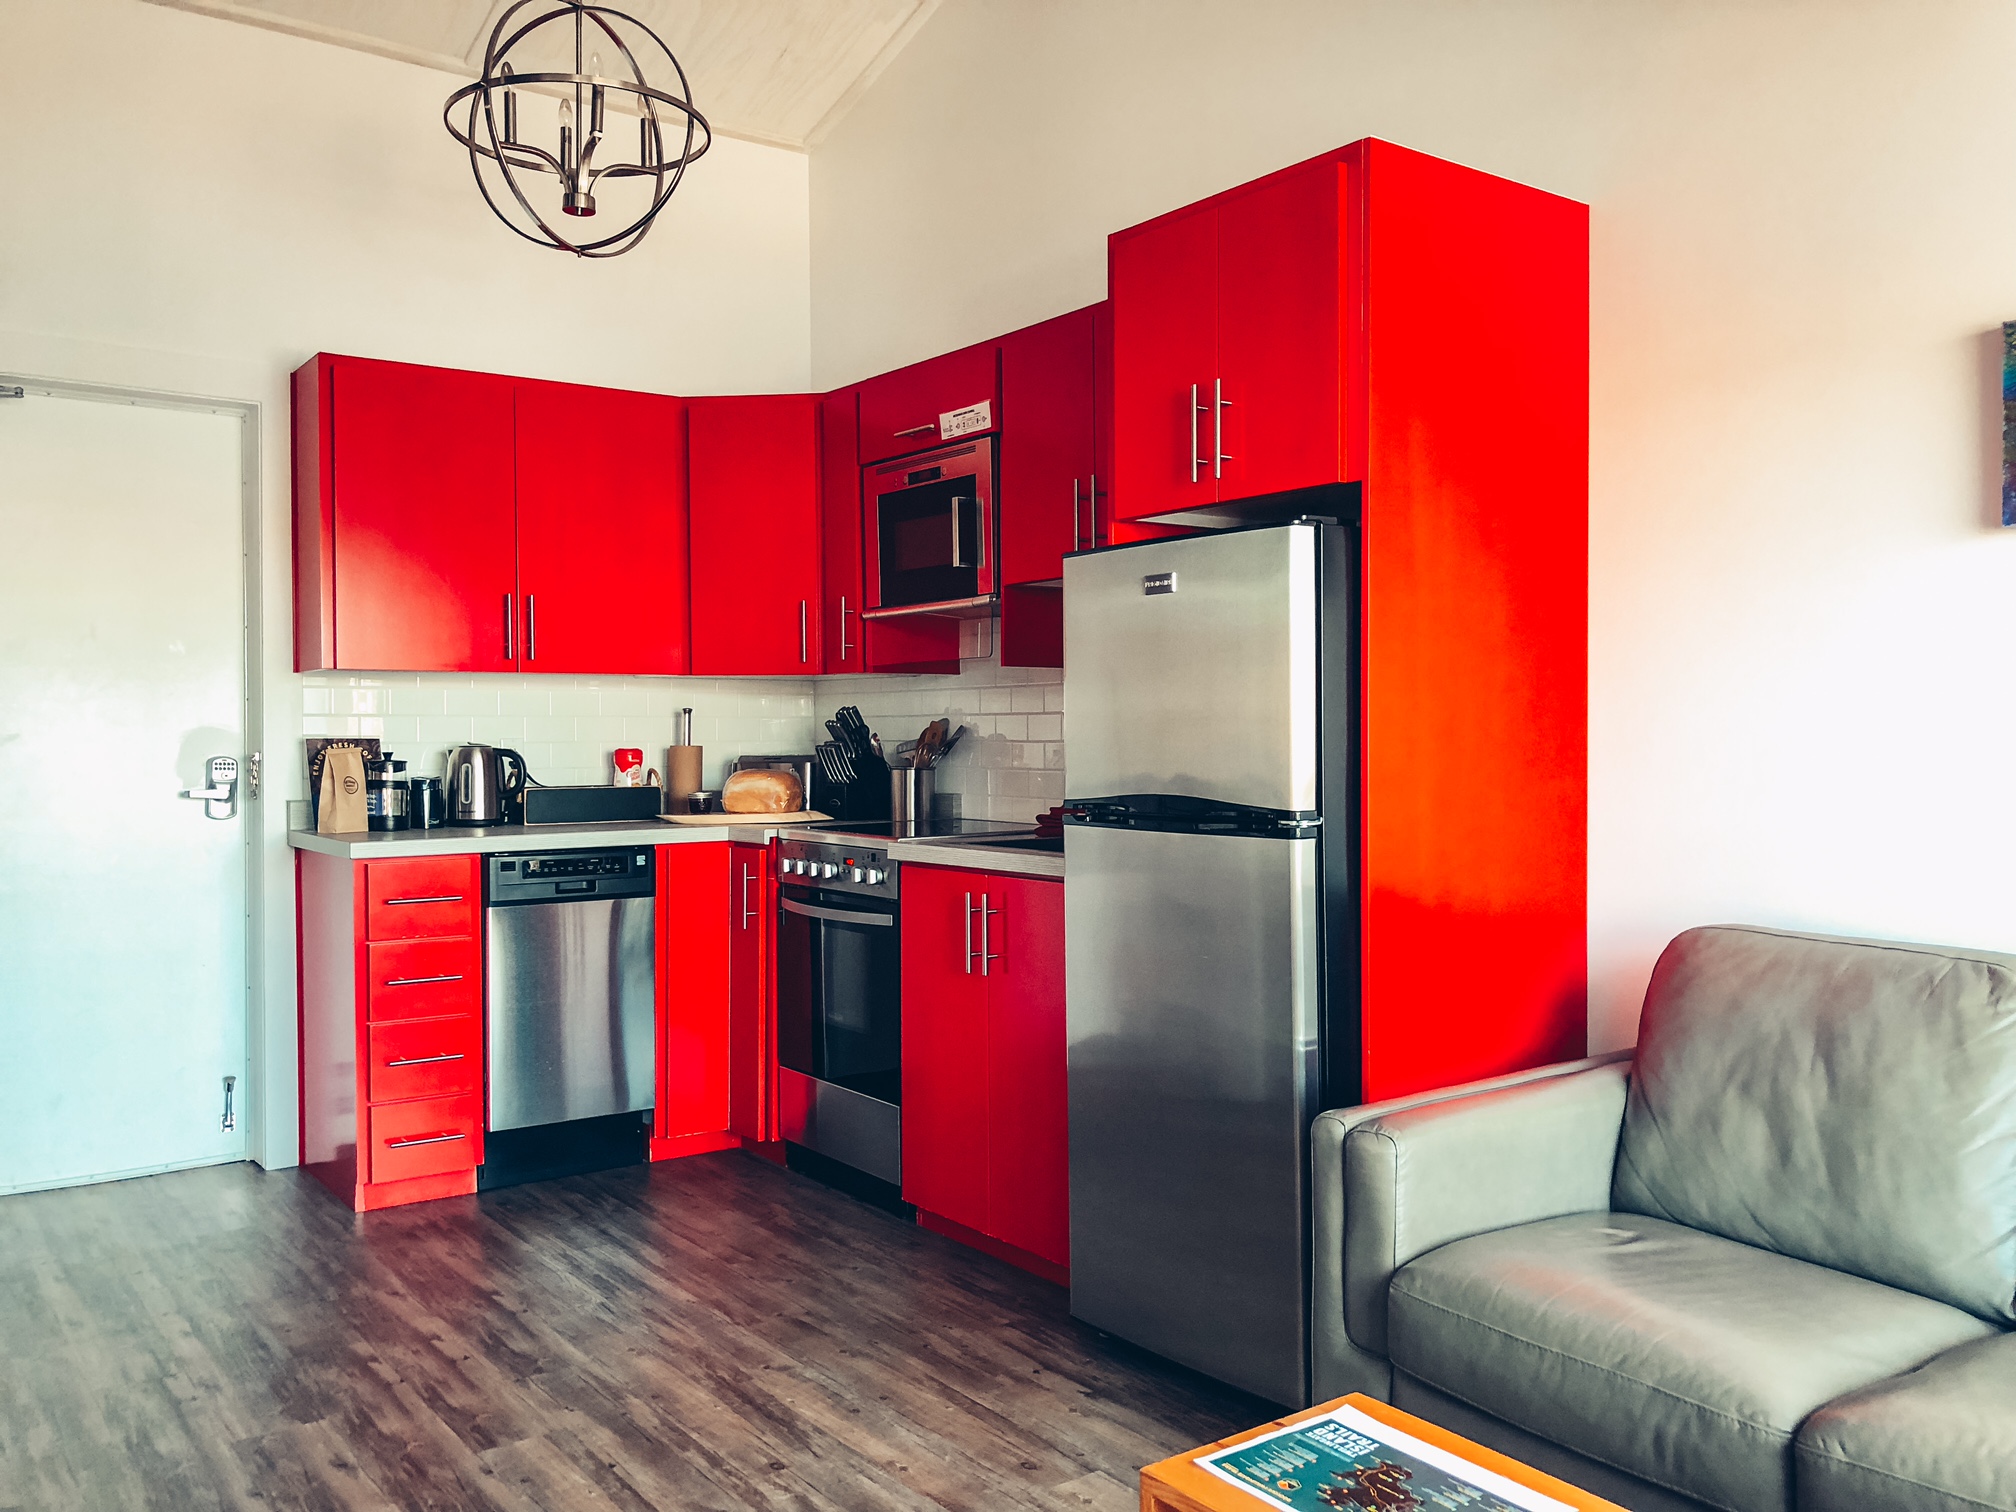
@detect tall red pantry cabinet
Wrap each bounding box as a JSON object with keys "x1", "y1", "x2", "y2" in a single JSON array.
[{"x1": 1107, "y1": 137, "x2": 1589, "y2": 1099}]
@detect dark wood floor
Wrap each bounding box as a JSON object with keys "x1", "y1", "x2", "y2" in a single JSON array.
[{"x1": 0, "y1": 1151, "x2": 1267, "y2": 1511}]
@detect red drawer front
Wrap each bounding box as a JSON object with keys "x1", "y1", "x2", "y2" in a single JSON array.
[
  {"x1": 367, "y1": 936, "x2": 481, "y2": 1021},
  {"x1": 365, "y1": 855, "x2": 480, "y2": 941},
  {"x1": 368, "y1": 1015, "x2": 482, "y2": 1103},
  {"x1": 368, "y1": 1093, "x2": 482, "y2": 1184}
]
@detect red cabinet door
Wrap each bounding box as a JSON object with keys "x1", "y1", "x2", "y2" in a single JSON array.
[
  {"x1": 899, "y1": 865, "x2": 991, "y2": 1233},
  {"x1": 858, "y1": 343, "x2": 1000, "y2": 464},
  {"x1": 982, "y1": 875, "x2": 1068, "y2": 1268},
  {"x1": 516, "y1": 380, "x2": 689, "y2": 674},
  {"x1": 689, "y1": 396, "x2": 822, "y2": 675},
  {"x1": 659, "y1": 843, "x2": 732, "y2": 1141},
  {"x1": 818, "y1": 387, "x2": 866, "y2": 674},
  {"x1": 727, "y1": 843, "x2": 773, "y2": 1143},
  {"x1": 999, "y1": 306, "x2": 1097, "y2": 586},
  {"x1": 1110, "y1": 205, "x2": 1219, "y2": 523},
  {"x1": 327, "y1": 357, "x2": 518, "y2": 671},
  {"x1": 1217, "y1": 160, "x2": 1346, "y2": 503}
]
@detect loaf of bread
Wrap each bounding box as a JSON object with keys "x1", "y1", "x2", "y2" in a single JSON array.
[{"x1": 721, "y1": 768, "x2": 804, "y2": 814}]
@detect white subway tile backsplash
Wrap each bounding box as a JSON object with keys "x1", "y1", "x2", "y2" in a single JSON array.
[{"x1": 298, "y1": 670, "x2": 820, "y2": 797}]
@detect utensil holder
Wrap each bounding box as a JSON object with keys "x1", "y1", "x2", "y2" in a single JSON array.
[{"x1": 890, "y1": 767, "x2": 936, "y2": 835}]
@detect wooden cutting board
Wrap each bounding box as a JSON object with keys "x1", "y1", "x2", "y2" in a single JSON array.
[{"x1": 657, "y1": 810, "x2": 829, "y2": 826}]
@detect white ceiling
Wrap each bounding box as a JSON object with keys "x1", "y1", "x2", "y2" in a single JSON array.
[{"x1": 143, "y1": 0, "x2": 940, "y2": 149}]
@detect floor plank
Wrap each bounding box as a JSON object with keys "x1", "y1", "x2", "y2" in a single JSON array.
[{"x1": 0, "y1": 1153, "x2": 1266, "y2": 1510}]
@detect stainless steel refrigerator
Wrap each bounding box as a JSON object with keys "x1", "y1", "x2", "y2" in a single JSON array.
[{"x1": 1063, "y1": 520, "x2": 1355, "y2": 1408}]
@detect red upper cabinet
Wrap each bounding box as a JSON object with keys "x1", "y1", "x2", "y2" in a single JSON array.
[
  {"x1": 818, "y1": 387, "x2": 866, "y2": 674},
  {"x1": 1110, "y1": 205, "x2": 1219, "y2": 525},
  {"x1": 858, "y1": 343, "x2": 1000, "y2": 464},
  {"x1": 294, "y1": 355, "x2": 518, "y2": 672},
  {"x1": 689, "y1": 395, "x2": 822, "y2": 676},
  {"x1": 516, "y1": 381, "x2": 689, "y2": 675},
  {"x1": 1109, "y1": 150, "x2": 1356, "y2": 524},
  {"x1": 999, "y1": 305, "x2": 1099, "y2": 586}
]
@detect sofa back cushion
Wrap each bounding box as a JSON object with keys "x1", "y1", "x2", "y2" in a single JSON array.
[{"x1": 1613, "y1": 925, "x2": 2016, "y2": 1322}]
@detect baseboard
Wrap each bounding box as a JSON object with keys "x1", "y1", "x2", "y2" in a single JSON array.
[
  {"x1": 916, "y1": 1208, "x2": 1069, "y2": 1286},
  {"x1": 649, "y1": 1130, "x2": 741, "y2": 1161}
]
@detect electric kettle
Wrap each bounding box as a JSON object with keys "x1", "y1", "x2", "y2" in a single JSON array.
[{"x1": 444, "y1": 744, "x2": 530, "y2": 824}]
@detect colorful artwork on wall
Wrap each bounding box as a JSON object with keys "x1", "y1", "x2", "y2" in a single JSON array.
[{"x1": 2003, "y1": 322, "x2": 2016, "y2": 526}]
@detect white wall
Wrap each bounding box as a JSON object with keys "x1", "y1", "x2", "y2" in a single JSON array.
[
  {"x1": 809, "y1": 0, "x2": 2016, "y2": 1053},
  {"x1": 0, "y1": 0, "x2": 813, "y2": 1169}
]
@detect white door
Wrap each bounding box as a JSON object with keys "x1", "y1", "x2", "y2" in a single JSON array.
[{"x1": 0, "y1": 388, "x2": 249, "y2": 1193}]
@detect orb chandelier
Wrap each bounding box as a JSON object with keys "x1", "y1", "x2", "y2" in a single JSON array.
[{"x1": 444, "y1": 1, "x2": 710, "y2": 259}]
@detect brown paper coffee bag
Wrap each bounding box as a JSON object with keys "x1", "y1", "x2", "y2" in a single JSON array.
[{"x1": 319, "y1": 746, "x2": 368, "y2": 834}]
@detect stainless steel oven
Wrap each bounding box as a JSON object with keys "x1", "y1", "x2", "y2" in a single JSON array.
[
  {"x1": 774, "y1": 836, "x2": 902, "y2": 1185},
  {"x1": 865, "y1": 436, "x2": 997, "y2": 620}
]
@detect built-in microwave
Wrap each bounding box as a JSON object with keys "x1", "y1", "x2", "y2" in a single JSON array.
[{"x1": 864, "y1": 436, "x2": 997, "y2": 619}]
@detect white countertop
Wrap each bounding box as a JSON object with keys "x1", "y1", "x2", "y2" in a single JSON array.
[
  {"x1": 287, "y1": 819, "x2": 768, "y2": 860},
  {"x1": 288, "y1": 820, "x2": 1065, "y2": 877}
]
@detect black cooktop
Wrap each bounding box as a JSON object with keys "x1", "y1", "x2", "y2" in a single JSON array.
[{"x1": 807, "y1": 817, "x2": 1031, "y2": 840}]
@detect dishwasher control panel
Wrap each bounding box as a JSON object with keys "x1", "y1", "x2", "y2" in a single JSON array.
[{"x1": 488, "y1": 847, "x2": 655, "y2": 904}]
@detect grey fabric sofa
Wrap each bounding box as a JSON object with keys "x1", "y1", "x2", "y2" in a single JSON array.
[{"x1": 1312, "y1": 925, "x2": 2016, "y2": 1512}]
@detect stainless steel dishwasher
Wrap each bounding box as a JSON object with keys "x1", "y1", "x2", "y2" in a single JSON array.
[{"x1": 482, "y1": 846, "x2": 655, "y2": 1187}]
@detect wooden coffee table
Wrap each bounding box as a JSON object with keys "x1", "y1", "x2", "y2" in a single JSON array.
[{"x1": 1141, "y1": 1393, "x2": 1623, "y2": 1512}]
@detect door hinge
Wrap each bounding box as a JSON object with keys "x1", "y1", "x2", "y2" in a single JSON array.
[{"x1": 0, "y1": 385, "x2": 24, "y2": 399}]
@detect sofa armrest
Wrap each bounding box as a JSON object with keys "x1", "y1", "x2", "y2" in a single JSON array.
[{"x1": 1311, "y1": 1053, "x2": 1631, "y2": 1402}]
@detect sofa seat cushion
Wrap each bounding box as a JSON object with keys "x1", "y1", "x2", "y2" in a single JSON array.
[
  {"x1": 1795, "y1": 1331, "x2": 2016, "y2": 1512},
  {"x1": 1387, "y1": 1213, "x2": 1996, "y2": 1512}
]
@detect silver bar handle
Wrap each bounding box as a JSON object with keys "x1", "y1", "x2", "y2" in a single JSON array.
[
  {"x1": 385, "y1": 1130, "x2": 466, "y2": 1149},
  {"x1": 799, "y1": 600, "x2": 808, "y2": 663},
  {"x1": 384, "y1": 973, "x2": 464, "y2": 987},
  {"x1": 893, "y1": 422, "x2": 936, "y2": 438},
  {"x1": 386, "y1": 1052, "x2": 465, "y2": 1067},
  {"x1": 839, "y1": 595, "x2": 852, "y2": 662},
  {"x1": 741, "y1": 863, "x2": 756, "y2": 927},
  {"x1": 383, "y1": 895, "x2": 463, "y2": 906},
  {"x1": 527, "y1": 593, "x2": 536, "y2": 661},
  {"x1": 1071, "y1": 477, "x2": 1081, "y2": 553},
  {"x1": 1190, "y1": 383, "x2": 1206, "y2": 483},
  {"x1": 950, "y1": 502, "x2": 961, "y2": 568},
  {"x1": 963, "y1": 892, "x2": 974, "y2": 974},
  {"x1": 979, "y1": 893, "x2": 1001, "y2": 976},
  {"x1": 504, "y1": 592, "x2": 514, "y2": 660},
  {"x1": 1088, "y1": 471, "x2": 1098, "y2": 547},
  {"x1": 1215, "y1": 378, "x2": 1231, "y2": 478},
  {"x1": 781, "y1": 897, "x2": 893, "y2": 928}
]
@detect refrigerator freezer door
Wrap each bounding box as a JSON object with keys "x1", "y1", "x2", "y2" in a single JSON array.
[
  {"x1": 1065, "y1": 822, "x2": 1320, "y2": 1405},
  {"x1": 1064, "y1": 525, "x2": 1321, "y2": 813}
]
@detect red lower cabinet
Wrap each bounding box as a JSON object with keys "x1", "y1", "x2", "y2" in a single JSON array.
[
  {"x1": 299, "y1": 851, "x2": 485, "y2": 1211},
  {"x1": 901, "y1": 865, "x2": 1067, "y2": 1279},
  {"x1": 727, "y1": 842, "x2": 776, "y2": 1143}
]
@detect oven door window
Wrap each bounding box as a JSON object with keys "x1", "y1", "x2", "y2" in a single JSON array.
[
  {"x1": 776, "y1": 890, "x2": 901, "y2": 1104},
  {"x1": 877, "y1": 474, "x2": 982, "y2": 608}
]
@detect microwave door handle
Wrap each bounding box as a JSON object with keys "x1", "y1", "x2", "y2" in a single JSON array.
[{"x1": 950, "y1": 503, "x2": 960, "y2": 569}]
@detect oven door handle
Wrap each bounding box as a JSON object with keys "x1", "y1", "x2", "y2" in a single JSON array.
[{"x1": 780, "y1": 897, "x2": 895, "y2": 927}]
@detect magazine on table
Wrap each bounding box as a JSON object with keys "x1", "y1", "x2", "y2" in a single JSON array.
[{"x1": 1194, "y1": 1402, "x2": 1577, "y2": 1512}]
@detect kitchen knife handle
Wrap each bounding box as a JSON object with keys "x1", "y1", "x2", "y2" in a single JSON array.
[
  {"x1": 963, "y1": 892, "x2": 974, "y2": 974},
  {"x1": 503, "y1": 592, "x2": 514, "y2": 661}
]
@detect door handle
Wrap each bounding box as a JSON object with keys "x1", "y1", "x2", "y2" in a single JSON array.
[
  {"x1": 383, "y1": 895, "x2": 464, "y2": 906},
  {"x1": 526, "y1": 593, "x2": 536, "y2": 661},
  {"x1": 979, "y1": 892, "x2": 1001, "y2": 976},
  {"x1": 781, "y1": 897, "x2": 893, "y2": 927},
  {"x1": 840, "y1": 595, "x2": 853, "y2": 662},
  {"x1": 383, "y1": 973, "x2": 464, "y2": 987},
  {"x1": 1071, "y1": 477, "x2": 1081, "y2": 553},
  {"x1": 386, "y1": 1052, "x2": 465, "y2": 1067},
  {"x1": 1214, "y1": 378, "x2": 1232, "y2": 478},
  {"x1": 180, "y1": 755, "x2": 238, "y2": 820},
  {"x1": 963, "y1": 891, "x2": 974, "y2": 974},
  {"x1": 799, "y1": 600, "x2": 808, "y2": 663},
  {"x1": 1190, "y1": 383, "x2": 1211, "y2": 483},
  {"x1": 503, "y1": 592, "x2": 514, "y2": 661},
  {"x1": 1088, "y1": 471, "x2": 1098, "y2": 547},
  {"x1": 893, "y1": 422, "x2": 936, "y2": 438},
  {"x1": 385, "y1": 1130, "x2": 466, "y2": 1149},
  {"x1": 741, "y1": 864, "x2": 756, "y2": 927}
]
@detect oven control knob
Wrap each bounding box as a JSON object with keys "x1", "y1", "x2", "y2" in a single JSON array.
[
  {"x1": 821, "y1": 862, "x2": 839, "y2": 879},
  {"x1": 865, "y1": 868, "x2": 886, "y2": 885},
  {"x1": 849, "y1": 867, "x2": 864, "y2": 882},
  {"x1": 784, "y1": 858, "x2": 799, "y2": 874}
]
